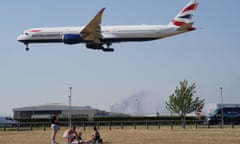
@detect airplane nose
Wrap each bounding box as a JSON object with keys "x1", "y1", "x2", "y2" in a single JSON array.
[{"x1": 17, "y1": 35, "x2": 25, "y2": 42}]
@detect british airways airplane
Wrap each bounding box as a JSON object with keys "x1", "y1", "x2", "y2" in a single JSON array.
[{"x1": 17, "y1": 0, "x2": 199, "y2": 52}]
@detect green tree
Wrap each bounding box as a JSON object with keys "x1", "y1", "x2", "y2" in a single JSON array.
[{"x1": 165, "y1": 80, "x2": 205, "y2": 127}]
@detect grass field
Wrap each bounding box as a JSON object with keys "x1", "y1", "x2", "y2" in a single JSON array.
[{"x1": 1, "y1": 126, "x2": 240, "y2": 144}]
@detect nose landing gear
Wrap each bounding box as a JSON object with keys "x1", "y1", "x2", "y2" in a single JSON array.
[{"x1": 25, "y1": 43, "x2": 29, "y2": 51}]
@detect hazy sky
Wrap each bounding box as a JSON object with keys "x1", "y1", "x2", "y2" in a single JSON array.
[{"x1": 1, "y1": 0, "x2": 240, "y2": 116}]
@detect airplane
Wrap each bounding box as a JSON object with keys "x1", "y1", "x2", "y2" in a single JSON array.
[{"x1": 17, "y1": 0, "x2": 199, "y2": 52}]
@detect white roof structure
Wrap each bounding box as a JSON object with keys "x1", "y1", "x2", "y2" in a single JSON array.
[
  {"x1": 13, "y1": 103, "x2": 118, "y2": 119},
  {"x1": 13, "y1": 103, "x2": 94, "y2": 111}
]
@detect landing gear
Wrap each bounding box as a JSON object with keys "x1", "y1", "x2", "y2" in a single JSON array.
[
  {"x1": 25, "y1": 43, "x2": 29, "y2": 51},
  {"x1": 102, "y1": 43, "x2": 114, "y2": 52},
  {"x1": 102, "y1": 48, "x2": 114, "y2": 52},
  {"x1": 86, "y1": 43, "x2": 114, "y2": 52}
]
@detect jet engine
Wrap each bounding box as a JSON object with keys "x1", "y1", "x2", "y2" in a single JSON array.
[{"x1": 62, "y1": 34, "x2": 81, "y2": 44}]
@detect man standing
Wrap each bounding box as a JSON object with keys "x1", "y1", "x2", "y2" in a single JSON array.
[{"x1": 51, "y1": 112, "x2": 59, "y2": 144}]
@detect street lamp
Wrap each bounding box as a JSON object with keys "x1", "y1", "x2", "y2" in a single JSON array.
[
  {"x1": 220, "y1": 87, "x2": 224, "y2": 128},
  {"x1": 135, "y1": 99, "x2": 140, "y2": 116},
  {"x1": 69, "y1": 87, "x2": 72, "y2": 128}
]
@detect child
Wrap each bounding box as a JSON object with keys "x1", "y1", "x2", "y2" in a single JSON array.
[{"x1": 77, "y1": 131, "x2": 84, "y2": 143}]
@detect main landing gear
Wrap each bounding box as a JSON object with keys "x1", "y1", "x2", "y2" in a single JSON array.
[
  {"x1": 86, "y1": 43, "x2": 115, "y2": 52},
  {"x1": 102, "y1": 43, "x2": 114, "y2": 52}
]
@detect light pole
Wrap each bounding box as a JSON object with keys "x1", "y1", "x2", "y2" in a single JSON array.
[
  {"x1": 220, "y1": 87, "x2": 224, "y2": 128},
  {"x1": 135, "y1": 99, "x2": 140, "y2": 116},
  {"x1": 69, "y1": 87, "x2": 72, "y2": 128}
]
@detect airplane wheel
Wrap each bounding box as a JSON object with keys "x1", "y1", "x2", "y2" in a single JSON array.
[{"x1": 24, "y1": 43, "x2": 29, "y2": 51}]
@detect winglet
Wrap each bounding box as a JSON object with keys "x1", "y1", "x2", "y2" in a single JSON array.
[
  {"x1": 99, "y1": 8, "x2": 106, "y2": 15},
  {"x1": 80, "y1": 8, "x2": 106, "y2": 43}
]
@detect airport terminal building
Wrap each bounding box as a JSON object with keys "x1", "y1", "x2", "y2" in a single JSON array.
[{"x1": 13, "y1": 103, "x2": 123, "y2": 119}]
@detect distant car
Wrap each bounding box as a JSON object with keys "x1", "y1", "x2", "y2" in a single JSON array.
[{"x1": 0, "y1": 117, "x2": 20, "y2": 127}]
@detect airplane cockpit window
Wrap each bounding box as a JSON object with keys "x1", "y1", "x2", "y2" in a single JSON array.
[{"x1": 24, "y1": 32, "x2": 29, "y2": 35}]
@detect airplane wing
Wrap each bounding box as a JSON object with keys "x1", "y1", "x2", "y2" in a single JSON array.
[{"x1": 80, "y1": 8, "x2": 105, "y2": 44}]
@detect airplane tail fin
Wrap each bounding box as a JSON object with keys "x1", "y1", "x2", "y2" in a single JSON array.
[{"x1": 169, "y1": 0, "x2": 199, "y2": 30}]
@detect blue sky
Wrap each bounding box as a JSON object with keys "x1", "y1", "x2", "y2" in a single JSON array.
[{"x1": 1, "y1": 0, "x2": 240, "y2": 116}]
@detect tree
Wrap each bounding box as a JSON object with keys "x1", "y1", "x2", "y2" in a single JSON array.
[{"x1": 165, "y1": 80, "x2": 205, "y2": 127}]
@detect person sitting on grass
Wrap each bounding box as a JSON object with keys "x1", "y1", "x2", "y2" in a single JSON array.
[
  {"x1": 86, "y1": 126, "x2": 103, "y2": 144},
  {"x1": 63, "y1": 125, "x2": 79, "y2": 144}
]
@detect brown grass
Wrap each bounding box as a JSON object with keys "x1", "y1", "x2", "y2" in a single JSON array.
[{"x1": 1, "y1": 126, "x2": 240, "y2": 144}]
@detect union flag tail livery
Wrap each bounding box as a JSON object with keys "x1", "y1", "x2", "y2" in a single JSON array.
[
  {"x1": 17, "y1": 0, "x2": 199, "y2": 52},
  {"x1": 170, "y1": 0, "x2": 199, "y2": 28}
]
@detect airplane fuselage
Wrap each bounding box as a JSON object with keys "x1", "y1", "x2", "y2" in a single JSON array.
[{"x1": 18, "y1": 25, "x2": 182, "y2": 44}]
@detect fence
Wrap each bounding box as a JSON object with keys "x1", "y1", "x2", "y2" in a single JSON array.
[{"x1": 0, "y1": 120, "x2": 238, "y2": 131}]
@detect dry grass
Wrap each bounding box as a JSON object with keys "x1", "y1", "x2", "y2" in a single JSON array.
[{"x1": 1, "y1": 126, "x2": 240, "y2": 144}]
